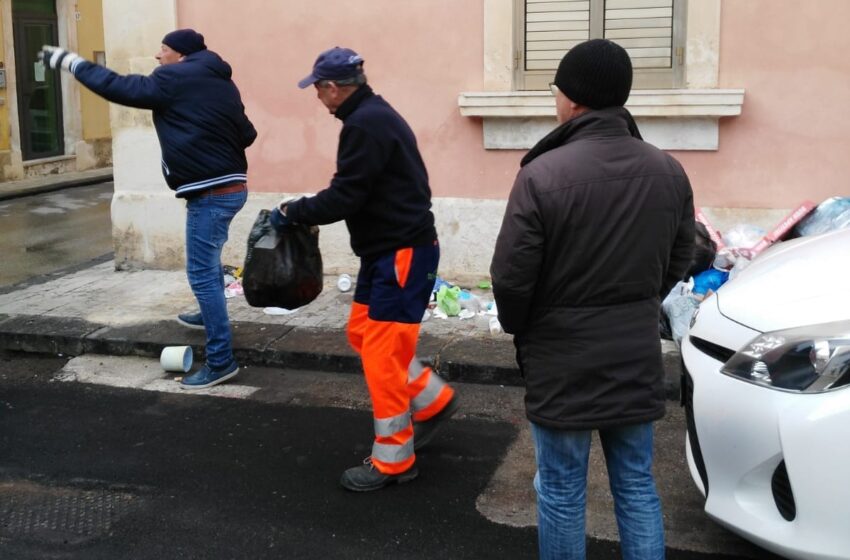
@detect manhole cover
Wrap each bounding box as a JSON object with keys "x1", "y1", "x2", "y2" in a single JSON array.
[{"x1": 0, "y1": 480, "x2": 141, "y2": 545}]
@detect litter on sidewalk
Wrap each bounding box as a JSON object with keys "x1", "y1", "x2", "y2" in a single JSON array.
[{"x1": 662, "y1": 198, "x2": 849, "y2": 347}]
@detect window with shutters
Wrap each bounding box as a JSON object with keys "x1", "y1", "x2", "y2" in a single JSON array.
[{"x1": 515, "y1": 0, "x2": 686, "y2": 90}]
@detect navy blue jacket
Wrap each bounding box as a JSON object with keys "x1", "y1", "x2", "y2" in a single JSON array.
[
  {"x1": 285, "y1": 85, "x2": 436, "y2": 257},
  {"x1": 71, "y1": 50, "x2": 256, "y2": 197}
]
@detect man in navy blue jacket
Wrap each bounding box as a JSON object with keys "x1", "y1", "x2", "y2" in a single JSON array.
[
  {"x1": 40, "y1": 29, "x2": 256, "y2": 390},
  {"x1": 272, "y1": 47, "x2": 458, "y2": 491}
]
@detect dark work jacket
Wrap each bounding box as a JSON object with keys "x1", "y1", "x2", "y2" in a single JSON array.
[
  {"x1": 71, "y1": 50, "x2": 257, "y2": 197},
  {"x1": 285, "y1": 85, "x2": 437, "y2": 257},
  {"x1": 490, "y1": 107, "x2": 695, "y2": 430}
]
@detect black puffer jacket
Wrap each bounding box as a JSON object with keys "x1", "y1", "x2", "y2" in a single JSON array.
[
  {"x1": 490, "y1": 107, "x2": 695, "y2": 430},
  {"x1": 72, "y1": 50, "x2": 256, "y2": 198}
]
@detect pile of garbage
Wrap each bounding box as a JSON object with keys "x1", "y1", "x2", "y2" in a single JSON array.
[
  {"x1": 426, "y1": 278, "x2": 503, "y2": 334},
  {"x1": 662, "y1": 197, "x2": 850, "y2": 346}
]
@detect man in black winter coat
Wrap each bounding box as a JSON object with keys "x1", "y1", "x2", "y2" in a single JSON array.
[
  {"x1": 40, "y1": 30, "x2": 256, "y2": 390},
  {"x1": 490, "y1": 40, "x2": 695, "y2": 560},
  {"x1": 271, "y1": 47, "x2": 458, "y2": 492}
]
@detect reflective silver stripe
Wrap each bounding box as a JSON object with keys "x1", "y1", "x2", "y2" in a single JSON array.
[
  {"x1": 408, "y1": 357, "x2": 426, "y2": 382},
  {"x1": 372, "y1": 438, "x2": 414, "y2": 464},
  {"x1": 412, "y1": 371, "x2": 445, "y2": 412},
  {"x1": 374, "y1": 411, "x2": 411, "y2": 437}
]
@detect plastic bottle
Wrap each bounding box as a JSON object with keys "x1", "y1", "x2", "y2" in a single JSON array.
[
  {"x1": 337, "y1": 273, "x2": 352, "y2": 292},
  {"x1": 489, "y1": 316, "x2": 502, "y2": 335}
]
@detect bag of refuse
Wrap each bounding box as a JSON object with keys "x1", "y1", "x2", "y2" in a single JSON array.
[
  {"x1": 661, "y1": 281, "x2": 699, "y2": 347},
  {"x1": 687, "y1": 222, "x2": 717, "y2": 278},
  {"x1": 242, "y1": 209, "x2": 323, "y2": 309},
  {"x1": 692, "y1": 268, "x2": 729, "y2": 299},
  {"x1": 722, "y1": 223, "x2": 766, "y2": 251},
  {"x1": 436, "y1": 285, "x2": 462, "y2": 316},
  {"x1": 794, "y1": 197, "x2": 850, "y2": 237}
]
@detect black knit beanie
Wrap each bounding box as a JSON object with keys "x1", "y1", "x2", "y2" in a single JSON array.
[
  {"x1": 162, "y1": 29, "x2": 206, "y2": 56},
  {"x1": 554, "y1": 39, "x2": 632, "y2": 110}
]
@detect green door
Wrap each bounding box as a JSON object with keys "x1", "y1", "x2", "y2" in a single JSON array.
[{"x1": 13, "y1": 0, "x2": 64, "y2": 160}]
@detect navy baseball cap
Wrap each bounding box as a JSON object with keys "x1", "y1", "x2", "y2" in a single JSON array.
[{"x1": 297, "y1": 47, "x2": 364, "y2": 89}]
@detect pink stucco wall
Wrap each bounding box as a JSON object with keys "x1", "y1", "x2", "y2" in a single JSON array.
[
  {"x1": 675, "y1": 0, "x2": 850, "y2": 207},
  {"x1": 179, "y1": 0, "x2": 850, "y2": 209},
  {"x1": 178, "y1": 0, "x2": 522, "y2": 200}
]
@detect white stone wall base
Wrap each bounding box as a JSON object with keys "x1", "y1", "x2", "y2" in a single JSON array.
[
  {"x1": 483, "y1": 116, "x2": 719, "y2": 150},
  {"x1": 111, "y1": 192, "x2": 790, "y2": 282},
  {"x1": 111, "y1": 193, "x2": 504, "y2": 284}
]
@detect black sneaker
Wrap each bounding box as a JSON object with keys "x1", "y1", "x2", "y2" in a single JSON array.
[
  {"x1": 177, "y1": 312, "x2": 204, "y2": 330},
  {"x1": 340, "y1": 458, "x2": 418, "y2": 492},
  {"x1": 413, "y1": 393, "x2": 459, "y2": 451}
]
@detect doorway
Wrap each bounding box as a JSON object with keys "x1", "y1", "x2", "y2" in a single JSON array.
[{"x1": 13, "y1": 0, "x2": 64, "y2": 160}]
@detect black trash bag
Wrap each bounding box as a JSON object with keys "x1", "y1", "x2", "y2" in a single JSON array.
[
  {"x1": 686, "y1": 222, "x2": 717, "y2": 279},
  {"x1": 242, "y1": 209, "x2": 323, "y2": 309}
]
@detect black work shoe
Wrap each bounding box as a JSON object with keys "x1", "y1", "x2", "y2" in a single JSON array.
[
  {"x1": 413, "y1": 393, "x2": 459, "y2": 451},
  {"x1": 340, "y1": 458, "x2": 418, "y2": 492}
]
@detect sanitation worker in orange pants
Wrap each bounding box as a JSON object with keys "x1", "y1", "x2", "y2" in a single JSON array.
[{"x1": 271, "y1": 47, "x2": 458, "y2": 491}]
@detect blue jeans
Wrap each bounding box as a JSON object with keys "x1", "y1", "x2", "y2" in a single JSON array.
[
  {"x1": 531, "y1": 422, "x2": 664, "y2": 560},
  {"x1": 185, "y1": 189, "x2": 247, "y2": 369}
]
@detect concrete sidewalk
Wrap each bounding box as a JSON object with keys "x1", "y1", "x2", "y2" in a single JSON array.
[
  {"x1": 0, "y1": 167, "x2": 113, "y2": 201},
  {"x1": 0, "y1": 259, "x2": 683, "y2": 395}
]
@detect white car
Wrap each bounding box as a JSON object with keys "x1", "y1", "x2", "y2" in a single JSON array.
[{"x1": 681, "y1": 227, "x2": 850, "y2": 560}]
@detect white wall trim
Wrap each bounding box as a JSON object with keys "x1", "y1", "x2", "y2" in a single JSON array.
[
  {"x1": 57, "y1": 0, "x2": 83, "y2": 161},
  {"x1": 459, "y1": 89, "x2": 744, "y2": 151},
  {"x1": 459, "y1": 89, "x2": 745, "y2": 118},
  {"x1": 475, "y1": 0, "x2": 733, "y2": 151}
]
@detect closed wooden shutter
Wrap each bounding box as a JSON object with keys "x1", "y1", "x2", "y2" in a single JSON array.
[
  {"x1": 517, "y1": 0, "x2": 684, "y2": 90},
  {"x1": 525, "y1": 0, "x2": 591, "y2": 71},
  {"x1": 604, "y1": 0, "x2": 673, "y2": 69}
]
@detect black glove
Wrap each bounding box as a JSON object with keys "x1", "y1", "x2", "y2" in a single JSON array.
[
  {"x1": 39, "y1": 45, "x2": 82, "y2": 72},
  {"x1": 269, "y1": 207, "x2": 290, "y2": 231}
]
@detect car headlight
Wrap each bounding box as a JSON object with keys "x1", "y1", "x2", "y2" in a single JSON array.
[{"x1": 721, "y1": 320, "x2": 850, "y2": 393}]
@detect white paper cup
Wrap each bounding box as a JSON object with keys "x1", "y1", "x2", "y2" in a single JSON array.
[{"x1": 160, "y1": 346, "x2": 193, "y2": 373}]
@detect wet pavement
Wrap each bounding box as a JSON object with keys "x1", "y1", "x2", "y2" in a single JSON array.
[{"x1": 0, "y1": 182, "x2": 114, "y2": 287}]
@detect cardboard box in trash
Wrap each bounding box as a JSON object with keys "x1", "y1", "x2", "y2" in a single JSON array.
[
  {"x1": 749, "y1": 201, "x2": 816, "y2": 256},
  {"x1": 695, "y1": 210, "x2": 725, "y2": 249},
  {"x1": 696, "y1": 201, "x2": 816, "y2": 259}
]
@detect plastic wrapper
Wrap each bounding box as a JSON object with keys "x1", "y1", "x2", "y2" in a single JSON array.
[
  {"x1": 661, "y1": 281, "x2": 699, "y2": 346},
  {"x1": 242, "y1": 210, "x2": 323, "y2": 309},
  {"x1": 692, "y1": 269, "x2": 729, "y2": 298},
  {"x1": 436, "y1": 285, "x2": 461, "y2": 316},
  {"x1": 722, "y1": 224, "x2": 766, "y2": 251},
  {"x1": 794, "y1": 197, "x2": 850, "y2": 237}
]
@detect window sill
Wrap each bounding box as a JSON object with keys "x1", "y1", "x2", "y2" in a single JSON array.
[
  {"x1": 458, "y1": 89, "x2": 745, "y2": 150},
  {"x1": 458, "y1": 89, "x2": 744, "y2": 118}
]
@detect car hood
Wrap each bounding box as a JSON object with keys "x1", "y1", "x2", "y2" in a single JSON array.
[{"x1": 716, "y1": 228, "x2": 850, "y2": 332}]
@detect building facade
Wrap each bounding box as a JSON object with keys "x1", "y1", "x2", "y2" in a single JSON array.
[
  {"x1": 105, "y1": 0, "x2": 850, "y2": 280},
  {"x1": 0, "y1": 0, "x2": 111, "y2": 181}
]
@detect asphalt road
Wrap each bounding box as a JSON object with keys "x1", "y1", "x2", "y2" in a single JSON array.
[
  {"x1": 0, "y1": 351, "x2": 781, "y2": 560},
  {"x1": 0, "y1": 182, "x2": 114, "y2": 287},
  {"x1": 0, "y1": 183, "x2": 784, "y2": 559}
]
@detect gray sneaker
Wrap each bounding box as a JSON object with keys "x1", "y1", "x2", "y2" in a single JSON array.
[{"x1": 177, "y1": 312, "x2": 204, "y2": 330}]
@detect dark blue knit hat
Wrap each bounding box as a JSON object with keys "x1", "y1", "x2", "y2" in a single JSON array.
[{"x1": 162, "y1": 29, "x2": 206, "y2": 56}]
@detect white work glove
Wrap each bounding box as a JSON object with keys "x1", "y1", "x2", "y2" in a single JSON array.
[
  {"x1": 39, "y1": 45, "x2": 83, "y2": 73},
  {"x1": 276, "y1": 196, "x2": 301, "y2": 214}
]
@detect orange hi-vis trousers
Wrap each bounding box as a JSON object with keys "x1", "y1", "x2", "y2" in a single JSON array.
[{"x1": 346, "y1": 241, "x2": 454, "y2": 475}]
